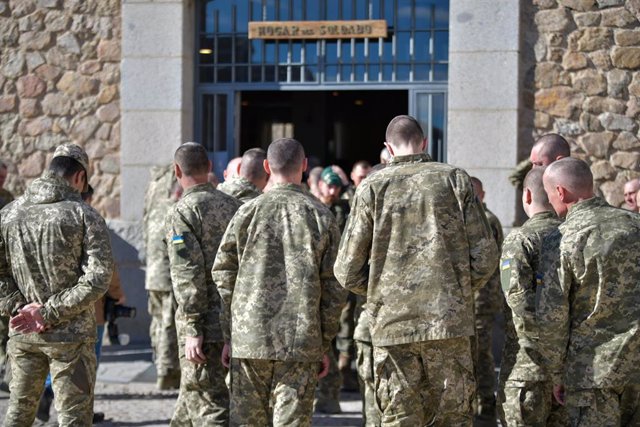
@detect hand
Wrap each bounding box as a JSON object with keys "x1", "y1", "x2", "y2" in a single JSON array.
[
  {"x1": 10, "y1": 303, "x2": 46, "y2": 334},
  {"x1": 318, "y1": 354, "x2": 330, "y2": 379},
  {"x1": 115, "y1": 295, "x2": 126, "y2": 305},
  {"x1": 221, "y1": 342, "x2": 231, "y2": 368},
  {"x1": 553, "y1": 384, "x2": 565, "y2": 406},
  {"x1": 185, "y1": 336, "x2": 206, "y2": 364}
]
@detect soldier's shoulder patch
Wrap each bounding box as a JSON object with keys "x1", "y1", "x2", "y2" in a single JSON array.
[
  {"x1": 501, "y1": 259, "x2": 511, "y2": 270},
  {"x1": 172, "y1": 234, "x2": 184, "y2": 245}
]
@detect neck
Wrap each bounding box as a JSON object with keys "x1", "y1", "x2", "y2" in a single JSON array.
[
  {"x1": 270, "y1": 174, "x2": 300, "y2": 186},
  {"x1": 392, "y1": 147, "x2": 423, "y2": 156},
  {"x1": 180, "y1": 175, "x2": 208, "y2": 191},
  {"x1": 527, "y1": 204, "x2": 554, "y2": 217}
]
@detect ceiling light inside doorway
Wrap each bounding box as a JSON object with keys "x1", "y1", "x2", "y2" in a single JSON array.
[
  {"x1": 199, "y1": 48, "x2": 213, "y2": 54},
  {"x1": 332, "y1": 91, "x2": 339, "y2": 97},
  {"x1": 354, "y1": 99, "x2": 364, "y2": 106}
]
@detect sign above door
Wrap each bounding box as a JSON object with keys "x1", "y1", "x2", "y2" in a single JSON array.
[{"x1": 248, "y1": 20, "x2": 388, "y2": 40}]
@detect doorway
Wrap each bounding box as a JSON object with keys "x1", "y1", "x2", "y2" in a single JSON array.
[{"x1": 239, "y1": 90, "x2": 408, "y2": 172}]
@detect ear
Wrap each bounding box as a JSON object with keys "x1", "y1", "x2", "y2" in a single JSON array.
[
  {"x1": 263, "y1": 159, "x2": 272, "y2": 175},
  {"x1": 208, "y1": 160, "x2": 213, "y2": 173},
  {"x1": 524, "y1": 187, "x2": 532, "y2": 205},
  {"x1": 235, "y1": 160, "x2": 242, "y2": 175},
  {"x1": 384, "y1": 142, "x2": 395, "y2": 157},
  {"x1": 174, "y1": 163, "x2": 183, "y2": 179},
  {"x1": 302, "y1": 158, "x2": 308, "y2": 173},
  {"x1": 557, "y1": 185, "x2": 568, "y2": 203},
  {"x1": 421, "y1": 138, "x2": 428, "y2": 152}
]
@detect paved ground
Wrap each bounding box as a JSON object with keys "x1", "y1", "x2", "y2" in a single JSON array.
[{"x1": 0, "y1": 345, "x2": 363, "y2": 426}]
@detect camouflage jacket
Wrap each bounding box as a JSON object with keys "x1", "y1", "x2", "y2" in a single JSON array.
[
  {"x1": 143, "y1": 164, "x2": 176, "y2": 292},
  {"x1": 500, "y1": 211, "x2": 562, "y2": 382},
  {"x1": 474, "y1": 205, "x2": 504, "y2": 315},
  {"x1": 217, "y1": 176, "x2": 261, "y2": 203},
  {"x1": 329, "y1": 199, "x2": 350, "y2": 233},
  {"x1": 165, "y1": 183, "x2": 240, "y2": 342},
  {"x1": 539, "y1": 197, "x2": 640, "y2": 388},
  {"x1": 0, "y1": 172, "x2": 113, "y2": 343},
  {"x1": 212, "y1": 183, "x2": 347, "y2": 362},
  {"x1": 334, "y1": 153, "x2": 499, "y2": 346},
  {"x1": 0, "y1": 188, "x2": 14, "y2": 210}
]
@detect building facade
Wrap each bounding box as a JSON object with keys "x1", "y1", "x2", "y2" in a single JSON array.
[{"x1": 1, "y1": 0, "x2": 638, "y2": 342}]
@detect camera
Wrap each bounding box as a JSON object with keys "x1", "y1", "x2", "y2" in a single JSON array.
[{"x1": 104, "y1": 296, "x2": 136, "y2": 345}]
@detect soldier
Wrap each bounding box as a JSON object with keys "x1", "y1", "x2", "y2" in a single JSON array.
[
  {"x1": 222, "y1": 156, "x2": 241, "y2": 181},
  {"x1": 217, "y1": 148, "x2": 268, "y2": 202},
  {"x1": 0, "y1": 160, "x2": 13, "y2": 392},
  {"x1": 143, "y1": 164, "x2": 182, "y2": 390},
  {"x1": 540, "y1": 158, "x2": 640, "y2": 426},
  {"x1": 623, "y1": 178, "x2": 640, "y2": 211},
  {"x1": 379, "y1": 147, "x2": 391, "y2": 164},
  {"x1": 470, "y1": 177, "x2": 504, "y2": 426},
  {"x1": 342, "y1": 160, "x2": 372, "y2": 203},
  {"x1": 529, "y1": 133, "x2": 570, "y2": 169},
  {"x1": 335, "y1": 115, "x2": 499, "y2": 426},
  {"x1": 0, "y1": 144, "x2": 113, "y2": 426},
  {"x1": 498, "y1": 168, "x2": 566, "y2": 426},
  {"x1": 306, "y1": 166, "x2": 324, "y2": 199},
  {"x1": 212, "y1": 138, "x2": 347, "y2": 426},
  {"x1": 165, "y1": 142, "x2": 241, "y2": 426}
]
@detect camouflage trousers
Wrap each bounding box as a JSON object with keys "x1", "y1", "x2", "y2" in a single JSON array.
[
  {"x1": 373, "y1": 336, "x2": 475, "y2": 427},
  {"x1": 356, "y1": 340, "x2": 380, "y2": 427},
  {"x1": 336, "y1": 292, "x2": 357, "y2": 358},
  {"x1": 229, "y1": 358, "x2": 319, "y2": 427},
  {"x1": 565, "y1": 386, "x2": 640, "y2": 427},
  {"x1": 316, "y1": 342, "x2": 341, "y2": 405},
  {"x1": 501, "y1": 380, "x2": 567, "y2": 427},
  {"x1": 0, "y1": 315, "x2": 8, "y2": 381},
  {"x1": 3, "y1": 339, "x2": 96, "y2": 427},
  {"x1": 170, "y1": 341, "x2": 229, "y2": 427},
  {"x1": 148, "y1": 290, "x2": 180, "y2": 376}
]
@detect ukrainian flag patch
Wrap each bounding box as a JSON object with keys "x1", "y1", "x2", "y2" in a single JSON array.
[
  {"x1": 501, "y1": 259, "x2": 511, "y2": 270},
  {"x1": 172, "y1": 235, "x2": 184, "y2": 245}
]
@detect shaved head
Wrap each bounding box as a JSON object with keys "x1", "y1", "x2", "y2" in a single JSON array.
[
  {"x1": 470, "y1": 177, "x2": 485, "y2": 203},
  {"x1": 224, "y1": 157, "x2": 242, "y2": 180},
  {"x1": 240, "y1": 148, "x2": 267, "y2": 182},
  {"x1": 545, "y1": 158, "x2": 593, "y2": 195},
  {"x1": 385, "y1": 115, "x2": 424, "y2": 148},
  {"x1": 267, "y1": 138, "x2": 305, "y2": 176},
  {"x1": 523, "y1": 167, "x2": 549, "y2": 206},
  {"x1": 530, "y1": 133, "x2": 570, "y2": 168},
  {"x1": 624, "y1": 179, "x2": 640, "y2": 210},
  {"x1": 174, "y1": 142, "x2": 210, "y2": 176}
]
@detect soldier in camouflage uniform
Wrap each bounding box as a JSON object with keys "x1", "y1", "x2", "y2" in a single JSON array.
[
  {"x1": 529, "y1": 134, "x2": 570, "y2": 169},
  {"x1": 470, "y1": 177, "x2": 504, "y2": 425},
  {"x1": 539, "y1": 158, "x2": 640, "y2": 426},
  {"x1": 0, "y1": 144, "x2": 113, "y2": 426},
  {"x1": 335, "y1": 115, "x2": 499, "y2": 426},
  {"x1": 315, "y1": 166, "x2": 353, "y2": 412},
  {"x1": 217, "y1": 148, "x2": 268, "y2": 202},
  {"x1": 212, "y1": 138, "x2": 347, "y2": 426},
  {"x1": 165, "y1": 143, "x2": 241, "y2": 426},
  {"x1": 0, "y1": 160, "x2": 13, "y2": 391},
  {"x1": 497, "y1": 168, "x2": 567, "y2": 426},
  {"x1": 143, "y1": 164, "x2": 182, "y2": 389}
]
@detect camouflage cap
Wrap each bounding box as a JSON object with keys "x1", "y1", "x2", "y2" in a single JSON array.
[
  {"x1": 321, "y1": 167, "x2": 342, "y2": 187},
  {"x1": 52, "y1": 144, "x2": 89, "y2": 173}
]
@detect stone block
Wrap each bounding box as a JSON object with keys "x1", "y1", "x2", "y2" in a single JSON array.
[
  {"x1": 100, "y1": 153, "x2": 120, "y2": 174},
  {"x1": 627, "y1": 97, "x2": 640, "y2": 118},
  {"x1": 611, "y1": 47, "x2": 640, "y2": 69},
  {"x1": 571, "y1": 69, "x2": 607, "y2": 95},
  {"x1": 18, "y1": 150, "x2": 45, "y2": 177},
  {"x1": 97, "y1": 102, "x2": 120, "y2": 123},
  {"x1": 121, "y1": 111, "x2": 181, "y2": 165},
  {"x1": 18, "y1": 30, "x2": 52, "y2": 50},
  {"x1": 535, "y1": 87, "x2": 584, "y2": 119},
  {"x1": 447, "y1": 110, "x2": 518, "y2": 169},
  {"x1": 559, "y1": 0, "x2": 596, "y2": 10},
  {"x1": 599, "y1": 112, "x2": 637, "y2": 131},
  {"x1": 34, "y1": 63, "x2": 61, "y2": 81},
  {"x1": 38, "y1": 0, "x2": 60, "y2": 8},
  {"x1": 599, "y1": 180, "x2": 624, "y2": 207},
  {"x1": 614, "y1": 29, "x2": 640, "y2": 46},
  {"x1": 589, "y1": 49, "x2": 613, "y2": 69},
  {"x1": 120, "y1": 166, "x2": 151, "y2": 221},
  {"x1": 22, "y1": 116, "x2": 52, "y2": 137},
  {"x1": 79, "y1": 60, "x2": 101, "y2": 75},
  {"x1": 97, "y1": 39, "x2": 120, "y2": 62},
  {"x1": 25, "y1": 52, "x2": 45, "y2": 71},
  {"x1": 535, "y1": 111, "x2": 552, "y2": 128},
  {"x1": 57, "y1": 31, "x2": 80, "y2": 54},
  {"x1": 122, "y1": 2, "x2": 185, "y2": 57},
  {"x1": 121, "y1": 57, "x2": 184, "y2": 111},
  {"x1": 562, "y1": 51, "x2": 588, "y2": 70},
  {"x1": 16, "y1": 74, "x2": 45, "y2": 98},
  {"x1": 570, "y1": 28, "x2": 612, "y2": 52},
  {"x1": 577, "y1": 132, "x2": 614, "y2": 158},
  {"x1": 553, "y1": 119, "x2": 583, "y2": 136},
  {"x1": 0, "y1": 95, "x2": 16, "y2": 113},
  {"x1": 612, "y1": 131, "x2": 639, "y2": 150},
  {"x1": 1, "y1": 50, "x2": 25, "y2": 78},
  {"x1": 19, "y1": 98, "x2": 40, "y2": 117},
  {"x1": 536, "y1": 62, "x2": 570, "y2": 88},
  {"x1": 630, "y1": 73, "x2": 640, "y2": 97},
  {"x1": 535, "y1": 8, "x2": 571, "y2": 32},
  {"x1": 574, "y1": 11, "x2": 601, "y2": 26},
  {"x1": 98, "y1": 85, "x2": 118, "y2": 104},
  {"x1": 44, "y1": 11, "x2": 69, "y2": 32},
  {"x1": 591, "y1": 160, "x2": 617, "y2": 180},
  {"x1": 580, "y1": 112, "x2": 605, "y2": 131},
  {"x1": 42, "y1": 92, "x2": 71, "y2": 115},
  {"x1": 610, "y1": 151, "x2": 640, "y2": 169},
  {"x1": 70, "y1": 115, "x2": 99, "y2": 143},
  {"x1": 597, "y1": 0, "x2": 625, "y2": 6},
  {"x1": 607, "y1": 69, "x2": 630, "y2": 98},
  {"x1": 601, "y1": 7, "x2": 638, "y2": 27},
  {"x1": 448, "y1": 0, "x2": 520, "y2": 53}
]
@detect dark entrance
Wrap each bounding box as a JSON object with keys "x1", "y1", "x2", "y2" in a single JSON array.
[{"x1": 239, "y1": 90, "x2": 408, "y2": 172}]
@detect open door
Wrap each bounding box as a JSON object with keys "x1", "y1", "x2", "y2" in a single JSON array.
[
  {"x1": 197, "y1": 90, "x2": 235, "y2": 179},
  {"x1": 410, "y1": 90, "x2": 447, "y2": 163}
]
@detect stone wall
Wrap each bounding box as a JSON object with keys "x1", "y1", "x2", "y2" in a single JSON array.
[
  {"x1": 0, "y1": 0, "x2": 121, "y2": 218},
  {"x1": 528, "y1": 0, "x2": 640, "y2": 206}
]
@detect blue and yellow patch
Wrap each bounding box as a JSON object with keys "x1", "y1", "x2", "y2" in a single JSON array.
[
  {"x1": 501, "y1": 259, "x2": 511, "y2": 270},
  {"x1": 172, "y1": 235, "x2": 184, "y2": 245}
]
